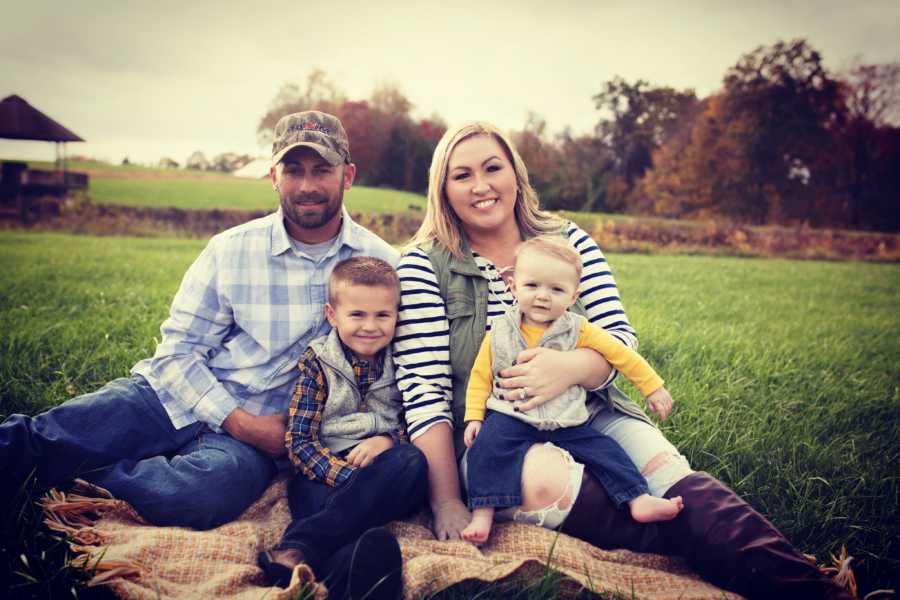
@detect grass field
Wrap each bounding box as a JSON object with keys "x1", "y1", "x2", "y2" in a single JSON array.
[{"x1": 1, "y1": 231, "x2": 897, "y2": 599}]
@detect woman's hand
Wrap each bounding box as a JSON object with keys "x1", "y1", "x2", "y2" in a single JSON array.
[
  {"x1": 645, "y1": 387, "x2": 675, "y2": 421},
  {"x1": 463, "y1": 421, "x2": 482, "y2": 448},
  {"x1": 496, "y1": 347, "x2": 612, "y2": 412},
  {"x1": 346, "y1": 435, "x2": 394, "y2": 467}
]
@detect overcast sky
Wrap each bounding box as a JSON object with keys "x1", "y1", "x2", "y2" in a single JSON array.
[{"x1": 2, "y1": 0, "x2": 898, "y2": 165}]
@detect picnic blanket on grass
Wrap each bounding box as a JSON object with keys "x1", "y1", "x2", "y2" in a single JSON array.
[{"x1": 41, "y1": 476, "x2": 748, "y2": 600}]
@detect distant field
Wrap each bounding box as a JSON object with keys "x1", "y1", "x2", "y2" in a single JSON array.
[
  {"x1": 19, "y1": 158, "x2": 428, "y2": 213},
  {"x1": 1, "y1": 230, "x2": 897, "y2": 597}
]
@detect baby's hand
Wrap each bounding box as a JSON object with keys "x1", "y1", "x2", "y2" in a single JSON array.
[
  {"x1": 464, "y1": 421, "x2": 482, "y2": 448},
  {"x1": 646, "y1": 387, "x2": 675, "y2": 421},
  {"x1": 346, "y1": 435, "x2": 394, "y2": 468}
]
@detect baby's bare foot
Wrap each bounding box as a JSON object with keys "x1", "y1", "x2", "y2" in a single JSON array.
[
  {"x1": 269, "y1": 547, "x2": 305, "y2": 568},
  {"x1": 461, "y1": 511, "x2": 494, "y2": 545},
  {"x1": 629, "y1": 494, "x2": 684, "y2": 523}
]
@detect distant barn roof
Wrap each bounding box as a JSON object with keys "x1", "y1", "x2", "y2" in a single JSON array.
[{"x1": 0, "y1": 94, "x2": 84, "y2": 142}]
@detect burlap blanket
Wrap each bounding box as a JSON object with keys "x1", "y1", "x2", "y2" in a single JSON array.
[{"x1": 42, "y1": 476, "x2": 745, "y2": 599}]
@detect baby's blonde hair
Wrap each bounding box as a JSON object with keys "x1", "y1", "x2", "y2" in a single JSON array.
[{"x1": 515, "y1": 235, "x2": 583, "y2": 284}]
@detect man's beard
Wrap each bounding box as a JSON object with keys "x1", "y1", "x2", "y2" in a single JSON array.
[{"x1": 280, "y1": 188, "x2": 343, "y2": 231}]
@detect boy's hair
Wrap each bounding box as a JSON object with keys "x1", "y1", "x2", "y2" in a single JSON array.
[
  {"x1": 515, "y1": 235, "x2": 583, "y2": 283},
  {"x1": 328, "y1": 256, "x2": 400, "y2": 305}
]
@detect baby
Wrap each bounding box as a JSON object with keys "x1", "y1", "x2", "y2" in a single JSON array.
[{"x1": 461, "y1": 235, "x2": 683, "y2": 544}]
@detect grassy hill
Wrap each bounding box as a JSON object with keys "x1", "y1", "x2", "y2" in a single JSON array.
[{"x1": 1, "y1": 231, "x2": 897, "y2": 597}]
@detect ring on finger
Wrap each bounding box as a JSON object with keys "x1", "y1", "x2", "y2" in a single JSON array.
[{"x1": 520, "y1": 387, "x2": 528, "y2": 401}]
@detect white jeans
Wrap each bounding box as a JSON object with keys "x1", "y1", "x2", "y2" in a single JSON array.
[{"x1": 460, "y1": 409, "x2": 693, "y2": 528}]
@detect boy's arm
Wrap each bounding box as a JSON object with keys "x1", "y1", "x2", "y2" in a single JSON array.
[
  {"x1": 286, "y1": 348, "x2": 356, "y2": 487},
  {"x1": 578, "y1": 319, "x2": 664, "y2": 397},
  {"x1": 463, "y1": 334, "x2": 494, "y2": 422}
]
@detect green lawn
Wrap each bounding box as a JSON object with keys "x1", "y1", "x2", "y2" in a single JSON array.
[{"x1": 1, "y1": 231, "x2": 897, "y2": 598}]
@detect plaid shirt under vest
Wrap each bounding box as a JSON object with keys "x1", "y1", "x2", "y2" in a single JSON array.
[{"x1": 285, "y1": 344, "x2": 406, "y2": 487}]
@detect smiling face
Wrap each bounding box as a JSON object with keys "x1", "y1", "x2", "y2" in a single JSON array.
[
  {"x1": 511, "y1": 247, "x2": 580, "y2": 327},
  {"x1": 325, "y1": 282, "x2": 399, "y2": 361},
  {"x1": 271, "y1": 146, "x2": 356, "y2": 243},
  {"x1": 443, "y1": 134, "x2": 520, "y2": 239}
]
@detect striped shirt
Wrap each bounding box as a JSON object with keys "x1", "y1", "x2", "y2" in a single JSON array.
[
  {"x1": 393, "y1": 222, "x2": 637, "y2": 440},
  {"x1": 132, "y1": 208, "x2": 398, "y2": 431}
]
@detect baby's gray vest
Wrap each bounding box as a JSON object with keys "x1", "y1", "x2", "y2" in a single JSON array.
[
  {"x1": 309, "y1": 329, "x2": 403, "y2": 454},
  {"x1": 487, "y1": 308, "x2": 591, "y2": 429}
]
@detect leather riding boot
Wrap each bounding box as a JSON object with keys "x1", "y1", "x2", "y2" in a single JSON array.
[
  {"x1": 560, "y1": 470, "x2": 663, "y2": 553},
  {"x1": 660, "y1": 471, "x2": 854, "y2": 599}
]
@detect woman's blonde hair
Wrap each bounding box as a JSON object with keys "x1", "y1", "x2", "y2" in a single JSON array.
[{"x1": 407, "y1": 121, "x2": 563, "y2": 258}]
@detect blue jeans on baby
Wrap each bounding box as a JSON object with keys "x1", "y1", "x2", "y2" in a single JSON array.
[
  {"x1": 0, "y1": 375, "x2": 277, "y2": 530},
  {"x1": 466, "y1": 411, "x2": 648, "y2": 510}
]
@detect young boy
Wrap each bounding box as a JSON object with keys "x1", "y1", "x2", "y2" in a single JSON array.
[
  {"x1": 257, "y1": 257, "x2": 428, "y2": 599},
  {"x1": 461, "y1": 235, "x2": 684, "y2": 545}
]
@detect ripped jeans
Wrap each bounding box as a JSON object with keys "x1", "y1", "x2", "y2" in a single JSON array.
[
  {"x1": 464, "y1": 412, "x2": 649, "y2": 520},
  {"x1": 461, "y1": 407, "x2": 693, "y2": 529}
]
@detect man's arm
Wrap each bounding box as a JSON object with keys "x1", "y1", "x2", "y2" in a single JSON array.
[{"x1": 285, "y1": 349, "x2": 356, "y2": 487}]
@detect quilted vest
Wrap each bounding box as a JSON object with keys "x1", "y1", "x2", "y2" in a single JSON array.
[
  {"x1": 486, "y1": 307, "x2": 590, "y2": 429},
  {"x1": 309, "y1": 329, "x2": 403, "y2": 454}
]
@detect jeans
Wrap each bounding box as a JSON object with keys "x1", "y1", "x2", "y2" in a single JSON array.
[
  {"x1": 0, "y1": 375, "x2": 277, "y2": 529},
  {"x1": 588, "y1": 405, "x2": 692, "y2": 496},
  {"x1": 275, "y1": 443, "x2": 428, "y2": 570},
  {"x1": 466, "y1": 411, "x2": 648, "y2": 510}
]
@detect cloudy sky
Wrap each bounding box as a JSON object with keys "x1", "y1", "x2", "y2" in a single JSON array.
[{"x1": 2, "y1": 0, "x2": 898, "y2": 165}]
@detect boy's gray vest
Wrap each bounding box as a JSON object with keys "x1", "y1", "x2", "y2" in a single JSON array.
[
  {"x1": 486, "y1": 307, "x2": 590, "y2": 430},
  {"x1": 308, "y1": 329, "x2": 403, "y2": 454},
  {"x1": 422, "y1": 231, "x2": 651, "y2": 460}
]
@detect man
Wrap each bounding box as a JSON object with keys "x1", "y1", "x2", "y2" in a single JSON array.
[{"x1": 0, "y1": 111, "x2": 398, "y2": 531}]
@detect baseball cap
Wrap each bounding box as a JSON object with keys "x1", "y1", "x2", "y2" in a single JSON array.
[{"x1": 271, "y1": 110, "x2": 351, "y2": 167}]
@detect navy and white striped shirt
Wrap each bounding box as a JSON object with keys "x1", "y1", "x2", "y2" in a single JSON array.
[
  {"x1": 132, "y1": 208, "x2": 399, "y2": 431},
  {"x1": 393, "y1": 223, "x2": 637, "y2": 440}
]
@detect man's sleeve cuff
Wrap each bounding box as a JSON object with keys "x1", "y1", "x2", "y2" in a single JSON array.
[
  {"x1": 193, "y1": 386, "x2": 240, "y2": 430},
  {"x1": 590, "y1": 367, "x2": 620, "y2": 392}
]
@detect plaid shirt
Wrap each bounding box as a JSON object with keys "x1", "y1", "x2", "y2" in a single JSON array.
[
  {"x1": 285, "y1": 344, "x2": 406, "y2": 486},
  {"x1": 132, "y1": 208, "x2": 398, "y2": 430}
]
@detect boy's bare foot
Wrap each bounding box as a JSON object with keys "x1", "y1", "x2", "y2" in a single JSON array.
[
  {"x1": 629, "y1": 494, "x2": 684, "y2": 523},
  {"x1": 460, "y1": 508, "x2": 494, "y2": 545}
]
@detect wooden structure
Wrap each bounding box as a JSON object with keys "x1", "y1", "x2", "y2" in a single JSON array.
[{"x1": 0, "y1": 94, "x2": 88, "y2": 221}]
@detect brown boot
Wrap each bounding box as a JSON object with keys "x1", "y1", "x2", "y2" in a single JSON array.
[
  {"x1": 660, "y1": 471, "x2": 854, "y2": 599},
  {"x1": 560, "y1": 470, "x2": 663, "y2": 553}
]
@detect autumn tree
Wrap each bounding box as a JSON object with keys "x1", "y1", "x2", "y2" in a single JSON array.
[
  {"x1": 839, "y1": 61, "x2": 900, "y2": 229},
  {"x1": 719, "y1": 39, "x2": 843, "y2": 224},
  {"x1": 593, "y1": 77, "x2": 698, "y2": 191}
]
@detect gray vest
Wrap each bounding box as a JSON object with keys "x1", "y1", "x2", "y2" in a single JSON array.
[
  {"x1": 309, "y1": 329, "x2": 403, "y2": 454},
  {"x1": 486, "y1": 307, "x2": 590, "y2": 429}
]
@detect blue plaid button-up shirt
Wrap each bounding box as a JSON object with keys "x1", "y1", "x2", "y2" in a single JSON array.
[{"x1": 132, "y1": 207, "x2": 398, "y2": 431}]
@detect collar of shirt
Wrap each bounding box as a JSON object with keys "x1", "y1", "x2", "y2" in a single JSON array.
[
  {"x1": 339, "y1": 340, "x2": 385, "y2": 402},
  {"x1": 270, "y1": 206, "x2": 367, "y2": 257}
]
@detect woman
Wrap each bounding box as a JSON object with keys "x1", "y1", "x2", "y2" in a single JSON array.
[{"x1": 392, "y1": 122, "x2": 850, "y2": 599}]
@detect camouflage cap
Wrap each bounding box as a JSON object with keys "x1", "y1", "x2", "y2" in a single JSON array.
[{"x1": 271, "y1": 110, "x2": 351, "y2": 167}]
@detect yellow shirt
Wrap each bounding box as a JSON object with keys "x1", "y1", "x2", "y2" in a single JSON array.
[{"x1": 464, "y1": 318, "x2": 664, "y2": 422}]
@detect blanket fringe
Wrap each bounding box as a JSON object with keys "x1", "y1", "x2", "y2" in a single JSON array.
[
  {"x1": 41, "y1": 485, "x2": 149, "y2": 586},
  {"x1": 806, "y1": 546, "x2": 860, "y2": 598}
]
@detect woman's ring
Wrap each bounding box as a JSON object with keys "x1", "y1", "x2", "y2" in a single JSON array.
[{"x1": 519, "y1": 388, "x2": 528, "y2": 401}]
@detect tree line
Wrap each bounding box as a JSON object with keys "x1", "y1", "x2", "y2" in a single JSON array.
[{"x1": 259, "y1": 40, "x2": 899, "y2": 232}]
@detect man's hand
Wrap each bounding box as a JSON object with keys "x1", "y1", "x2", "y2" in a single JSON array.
[
  {"x1": 646, "y1": 387, "x2": 675, "y2": 421},
  {"x1": 346, "y1": 435, "x2": 394, "y2": 468},
  {"x1": 463, "y1": 421, "x2": 482, "y2": 448},
  {"x1": 221, "y1": 409, "x2": 288, "y2": 457}
]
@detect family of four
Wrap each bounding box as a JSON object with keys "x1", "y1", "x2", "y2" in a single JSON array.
[{"x1": 1, "y1": 110, "x2": 850, "y2": 600}]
